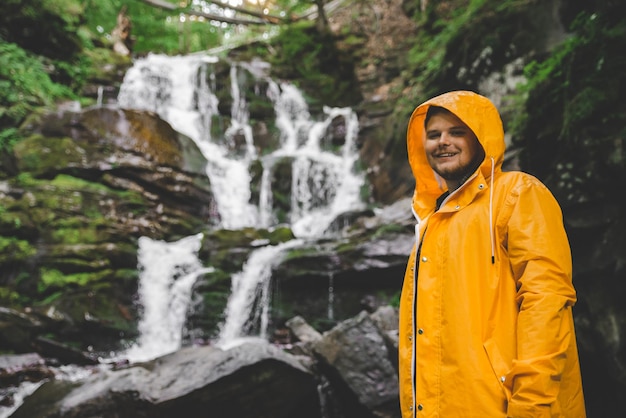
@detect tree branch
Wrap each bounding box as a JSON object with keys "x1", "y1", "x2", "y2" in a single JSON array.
[
  {"x1": 138, "y1": 0, "x2": 347, "y2": 27},
  {"x1": 138, "y1": 0, "x2": 282, "y2": 25},
  {"x1": 205, "y1": 0, "x2": 285, "y2": 23}
]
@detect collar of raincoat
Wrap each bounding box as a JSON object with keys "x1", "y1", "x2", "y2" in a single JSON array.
[{"x1": 407, "y1": 90, "x2": 506, "y2": 218}]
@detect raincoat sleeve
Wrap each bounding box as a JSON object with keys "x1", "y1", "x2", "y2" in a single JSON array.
[{"x1": 504, "y1": 177, "x2": 577, "y2": 418}]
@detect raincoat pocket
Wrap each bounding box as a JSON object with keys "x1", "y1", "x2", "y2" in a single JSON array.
[{"x1": 484, "y1": 338, "x2": 513, "y2": 401}]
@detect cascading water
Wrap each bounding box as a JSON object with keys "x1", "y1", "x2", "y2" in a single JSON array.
[
  {"x1": 118, "y1": 53, "x2": 364, "y2": 235},
  {"x1": 122, "y1": 233, "x2": 213, "y2": 362},
  {"x1": 118, "y1": 54, "x2": 259, "y2": 229},
  {"x1": 215, "y1": 239, "x2": 303, "y2": 350},
  {"x1": 116, "y1": 52, "x2": 366, "y2": 355}
]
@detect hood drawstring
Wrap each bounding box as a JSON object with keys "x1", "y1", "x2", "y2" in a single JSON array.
[{"x1": 489, "y1": 156, "x2": 495, "y2": 264}]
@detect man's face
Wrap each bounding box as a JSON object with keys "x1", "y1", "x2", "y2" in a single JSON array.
[{"x1": 424, "y1": 110, "x2": 483, "y2": 190}]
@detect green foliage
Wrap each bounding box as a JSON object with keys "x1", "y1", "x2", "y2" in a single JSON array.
[
  {"x1": 405, "y1": 0, "x2": 537, "y2": 100},
  {"x1": 53, "y1": 54, "x2": 93, "y2": 92},
  {"x1": 0, "y1": 0, "x2": 88, "y2": 100},
  {"x1": 512, "y1": 8, "x2": 626, "y2": 206},
  {"x1": 406, "y1": 0, "x2": 486, "y2": 93},
  {"x1": 0, "y1": 287, "x2": 23, "y2": 305},
  {"x1": 0, "y1": 0, "x2": 226, "y2": 137},
  {"x1": 80, "y1": 0, "x2": 221, "y2": 54},
  {"x1": 0, "y1": 128, "x2": 21, "y2": 155},
  {"x1": 388, "y1": 290, "x2": 401, "y2": 308},
  {"x1": 270, "y1": 21, "x2": 325, "y2": 77},
  {"x1": 0, "y1": 41, "x2": 74, "y2": 130},
  {"x1": 0, "y1": 0, "x2": 84, "y2": 61},
  {"x1": 268, "y1": 21, "x2": 361, "y2": 106}
]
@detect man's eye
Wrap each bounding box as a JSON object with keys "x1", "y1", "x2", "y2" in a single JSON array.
[
  {"x1": 426, "y1": 132, "x2": 440, "y2": 140},
  {"x1": 450, "y1": 129, "x2": 466, "y2": 136}
]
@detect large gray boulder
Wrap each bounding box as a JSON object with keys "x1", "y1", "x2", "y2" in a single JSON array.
[
  {"x1": 11, "y1": 340, "x2": 321, "y2": 418},
  {"x1": 313, "y1": 310, "x2": 399, "y2": 418}
]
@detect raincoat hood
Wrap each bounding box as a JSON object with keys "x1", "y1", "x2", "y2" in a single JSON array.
[{"x1": 407, "y1": 90, "x2": 505, "y2": 217}]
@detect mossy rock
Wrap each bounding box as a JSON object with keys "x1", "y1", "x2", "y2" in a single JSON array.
[{"x1": 13, "y1": 135, "x2": 87, "y2": 178}]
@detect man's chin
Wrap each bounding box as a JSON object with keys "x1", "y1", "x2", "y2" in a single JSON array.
[{"x1": 434, "y1": 168, "x2": 462, "y2": 182}]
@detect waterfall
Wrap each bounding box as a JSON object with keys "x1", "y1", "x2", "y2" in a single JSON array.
[
  {"x1": 118, "y1": 53, "x2": 364, "y2": 235},
  {"x1": 118, "y1": 53, "x2": 258, "y2": 229},
  {"x1": 116, "y1": 53, "x2": 366, "y2": 357},
  {"x1": 216, "y1": 239, "x2": 303, "y2": 349},
  {"x1": 123, "y1": 233, "x2": 213, "y2": 362},
  {"x1": 226, "y1": 64, "x2": 256, "y2": 158},
  {"x1": 96, "y1": 85, "x2": 104, "y2": 107},
  {"x1": 287, "y1": 105, "x2": 362, "y2": 237}
]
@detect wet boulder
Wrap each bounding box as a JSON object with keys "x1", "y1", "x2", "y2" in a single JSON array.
[{"x1": 11, "y1": 340, "x2": 321, "y2": 418}]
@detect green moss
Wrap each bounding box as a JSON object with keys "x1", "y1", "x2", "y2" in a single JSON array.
[
  {"x1": 512, "y1": 8, "x2": 626, "y2": 204},
  {"x1": 281, "y1": 245, "x2": 320, "y2": 262},
  {"x1": 13, "y1": 135, "x2": 85, "y2": 176},
  {"x1": 371, "y1": 223, "x2": 408, "y2": 238},
  {"x1": 39, "y1": 267, "x2": 114, "y2": 293},
  {"x1": 405, "y1": 0, "x2": 538, "y2": 98},
  {"x1": 0, "y1": 203, "x2": 27, "y2": 231},
  {"x1": 11, "y1": 173, "x2": 147, "y2": 234},
  {"x1": 49, "y1": 174, "x2": 106, "y2": 192},
  {"x1": 39, "y1": 268, "x2": 65, "y2": 293},
  {"x1": 197, "y1": 291, "x2": 229, "y2": 321},
  {"x1": 0, "y1": 236, "x2": 37, "y2": 264},
  {"x1": 268, "y1": 225, "x2": 296, "y2": 244}
]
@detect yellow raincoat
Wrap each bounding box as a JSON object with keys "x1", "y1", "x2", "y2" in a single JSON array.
[{"x1": 399, "y1": 91, "x2": 586, "y2": 417}]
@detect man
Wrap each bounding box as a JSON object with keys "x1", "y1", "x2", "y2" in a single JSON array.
[{"x1": 398, "y1": 90, "x2": 586, "y2": 417}]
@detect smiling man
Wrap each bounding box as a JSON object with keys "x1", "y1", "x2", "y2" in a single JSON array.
[
  {"x1": 423, "y1": 105, "x2": 485, "y2": 193},
  {"x1": 398, "y1": 90, "x2": 586, "y2": 417}
]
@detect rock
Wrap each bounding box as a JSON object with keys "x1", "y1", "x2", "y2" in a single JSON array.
[
  {"x1": 0, "y1": 307, "x2": 44, "y2": 353},
  {"x1": 0, "y1": 353, "x2": 54, "y2": 412},
  {"x1": 286, "y1": 315, "x2": 323, "y2": 344},
  {"x1": 14, "y1": 106, "x2": 217, "y2": 234},
  {"x1": 313, "y1": 311, "x2": 399, "y2": 417},
  {"x1": 370, "y1": 305, "x2": 399, "y2": 347},
  {"x1": 0, "y1": 105, "x2": 222, "y2": 354},
  {"x1": 12, "y1": 340, "x2": 321, "y2": 418},
  {"x1": 0, "y1": 353, "x2": 54, "y2": 387},
  {"x1": 32, "y1": 337, "x2": 99, "y2": 366}
]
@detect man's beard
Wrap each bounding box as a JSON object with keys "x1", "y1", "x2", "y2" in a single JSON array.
[{"x1": 437, "y1": 146, "x2": 486, "y2": 189}]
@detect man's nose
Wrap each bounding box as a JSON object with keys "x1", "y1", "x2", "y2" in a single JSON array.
[{"x1": 438, "y1": 132, "x2": 451, "y2": 144}]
